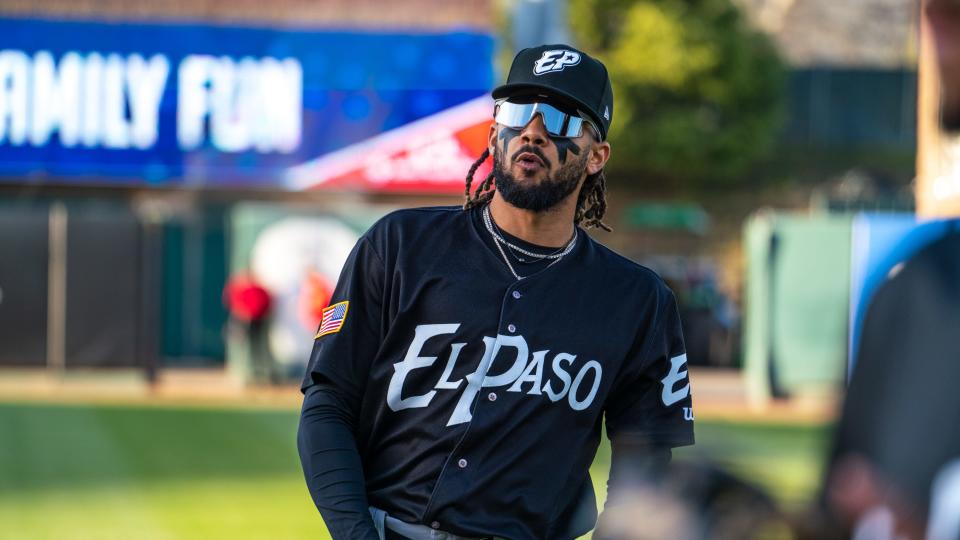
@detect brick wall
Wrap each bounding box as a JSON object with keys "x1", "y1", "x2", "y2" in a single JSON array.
[
  {"x1": 734, "y1": 0, "x2": 916, "y2": 68},
  {"x1": 0, "y1": 0, "x2": 492, "y2": 29}
]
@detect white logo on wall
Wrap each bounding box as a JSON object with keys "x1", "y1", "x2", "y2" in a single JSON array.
[
  {"x1": 0, "y1": 49, "x2": 302, "y2": 153},
  {"x1": 363, "y1": 130, "x2": 475, "y2": 184},
  {"x1": 533, "y1": 50, "x2": 581, "y2": 75},
  {"x1": 250, "y1": 217, "x2": 359, "y2": 367}
]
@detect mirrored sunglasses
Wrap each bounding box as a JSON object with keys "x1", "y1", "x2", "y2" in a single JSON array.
[{"x1": 494, "y1": 99, "x2": 600, "y2": 140}]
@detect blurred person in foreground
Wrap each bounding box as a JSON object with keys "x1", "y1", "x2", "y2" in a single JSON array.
[
  {"x1": 599, "y1": 460, "x2": 796, "y2": 540},
  {"x1": 821, "y1": 232, "x2": 960, "y2": 540},
  {"x1": 297, "y1": 45, "x2": 694, "y2": 540},
  {"x1": 821, "y1": 1, "x2": 960, "y2": 538}
]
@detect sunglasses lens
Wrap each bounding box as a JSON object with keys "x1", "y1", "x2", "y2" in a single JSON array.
[
  {"x1": 538, "y1": 104, "x2": 581, "y2": 137},
  {"x1": 495, "y1": 102, "x2": 538, "y2": 130},
  {"x1": 495, "y1": 101, "x2": 585, "y2": 138},
  {"x1": 560, "y1": 116, "x2": 585, "y2": 138}
]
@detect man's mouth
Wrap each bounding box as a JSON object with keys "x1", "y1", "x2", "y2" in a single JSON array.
[{"x1": 514, "y1": 152, "x2": 545, "y2": 172}]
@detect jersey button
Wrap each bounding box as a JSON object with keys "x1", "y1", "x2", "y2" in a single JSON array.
[
  {"x1": 458, "y1": 458, "x2": 468, "y2": 468},
  {"x1": 512, "y1": 290, "x2": 521, "y2": 299},
  {"x1": 430, "y1": 521, "x2": 441, "y2": 530},
  {"x1": 507, "y1": 324, "x2": 516, "y2": 333},
  {"x1": 488, "y1": 392, "x2": 497, "y2": 402}
]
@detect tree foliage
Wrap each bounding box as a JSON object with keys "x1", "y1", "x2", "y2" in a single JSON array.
[{"x1": 569, "y1": 0, "x2": 786, "y2": 187}]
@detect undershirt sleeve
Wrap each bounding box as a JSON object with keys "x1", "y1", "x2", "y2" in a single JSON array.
[
  {"x1": 297, "y1": 233, "x2": 388, "y2": 539},
  {"x1": 297, "y1": 383, "x2": 381, "y2": 540},
  {"x1": 606, "y1": 441, "x2": 673, "y2": 496},
  {"x1": 594, "y1": 442, "x2": 673, "y2": 540}
]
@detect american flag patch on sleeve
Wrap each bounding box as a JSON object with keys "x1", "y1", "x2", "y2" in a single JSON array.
[{"x1": 315, "y1": 301, "x2": 349, "y2": 338}]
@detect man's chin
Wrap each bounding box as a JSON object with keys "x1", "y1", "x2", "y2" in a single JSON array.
[
  {"x1": 492, "y1": 151, "x2": 584, "y2": 213},
  {"x1": 500, "y1": 196, "x2": 561, "y2": 213},
  {"x1": 497, "y1": 181, "x2": 580, "y2": 213}
]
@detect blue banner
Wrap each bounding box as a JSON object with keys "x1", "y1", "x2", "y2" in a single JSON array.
[{"x1": 0, "y1": 18, "x2": 493, "y2": 186}]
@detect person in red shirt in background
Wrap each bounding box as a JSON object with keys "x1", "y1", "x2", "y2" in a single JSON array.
[
  {"x1": 224, "y1": 273, "x2": 273, "y2": 381},
  {"x1": 225, "y1": 273, "x2": 272, "y2": 324}
]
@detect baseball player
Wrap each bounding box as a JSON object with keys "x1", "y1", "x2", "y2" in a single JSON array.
[
  {"x1": 820, "y1": 2, "x2": 960, "y2": 538},
  {"x1": 298, "y1": 44, "x2": 695, "y2": 540}
]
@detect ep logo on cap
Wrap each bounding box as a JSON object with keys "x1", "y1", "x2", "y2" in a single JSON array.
[
  {"x1": 533, "y1": 50, "x2": 581, "y2": 75},
  {"x1": 493, "y1": 44, "x2": 613, "y2": 139}
]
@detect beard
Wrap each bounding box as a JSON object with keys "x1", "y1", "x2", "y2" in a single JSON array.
[{"x1": 492, "y1": 145, "x2": 588, "y2": 212}]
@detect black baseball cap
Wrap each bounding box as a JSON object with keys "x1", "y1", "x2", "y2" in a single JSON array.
[{"x1": 492, "y1": 44, "x2": 614, "y2": 140}]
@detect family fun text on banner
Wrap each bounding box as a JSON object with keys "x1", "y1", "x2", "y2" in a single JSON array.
[{"x1": 0, "y1": 18, "x2": 493, "y2": 189}]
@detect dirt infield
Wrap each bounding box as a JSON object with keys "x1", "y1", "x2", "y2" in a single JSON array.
[
  {"x1": 0, "y1": 366, "x2": 838, "y2": 424},
  {"x1": 0, "y1": 367, "x2": 300, "y2": 410}
]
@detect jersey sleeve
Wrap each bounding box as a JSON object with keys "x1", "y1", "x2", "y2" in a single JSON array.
[
  {"x1": 604, "y1": 285, "x2": 695, "y2": 448},
  {"x1": 300, "y1": 235, "x2": 386, "y2": 401}
]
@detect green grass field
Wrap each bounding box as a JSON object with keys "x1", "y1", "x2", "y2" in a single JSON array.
[{"x1": 0, "y1": 401, "x2": 829, "y2": 539}]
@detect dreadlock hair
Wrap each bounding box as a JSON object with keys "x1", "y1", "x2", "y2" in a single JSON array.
[
  {"x1": 574, "y1": 169, "x2": 612, "y2": 231},
  {"x1": 463, "y1": 148, "x2": 496, "y2": 210},
  {"x1": 462, "y1": 149, "x2": 612, "y2": 231}
]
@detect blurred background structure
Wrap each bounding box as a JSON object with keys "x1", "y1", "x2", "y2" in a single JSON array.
[
  {"x1": 2, "y1": 0, "x2": 957, "y2": 538},
  {"x1": 0, "y1": 0, "x2": 922, "y2": 389},
  {"x1": 0, "y1": 0, "x2": 495, "y2": 383}
]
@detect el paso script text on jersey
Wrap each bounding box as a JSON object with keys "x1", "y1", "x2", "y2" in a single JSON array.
[{"x1": 386, "y1": 323, "x2": 691, "y2": 427}]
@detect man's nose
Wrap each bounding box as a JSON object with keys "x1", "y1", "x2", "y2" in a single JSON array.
[{"x1": 520, "y1": 114, "x2": 549, "y2": 146}]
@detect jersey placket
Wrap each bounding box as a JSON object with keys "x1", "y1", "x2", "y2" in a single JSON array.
[{"x1": 420, "y1": 280, "x2": 529, "y2": 528}]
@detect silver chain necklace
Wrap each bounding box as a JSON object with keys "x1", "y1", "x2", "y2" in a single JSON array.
[
  {"x1": 482, "y1": 205, "x2": 575, "y2": 260},
  {"x1": 482, "y1": 205, "x2": 577, "y2": 280}
]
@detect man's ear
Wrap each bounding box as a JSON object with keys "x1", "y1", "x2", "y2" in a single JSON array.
[
  {"x1": 488, "y1": 122, "x2": 498, "y2": 156},
  {"x1": 587, "y1": 141, "x2": 611, "y2": 175}
]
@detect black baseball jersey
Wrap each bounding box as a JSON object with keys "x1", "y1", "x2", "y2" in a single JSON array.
[{"x1": 301, "y1": 205, "x2": 694, "y2": 539}]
